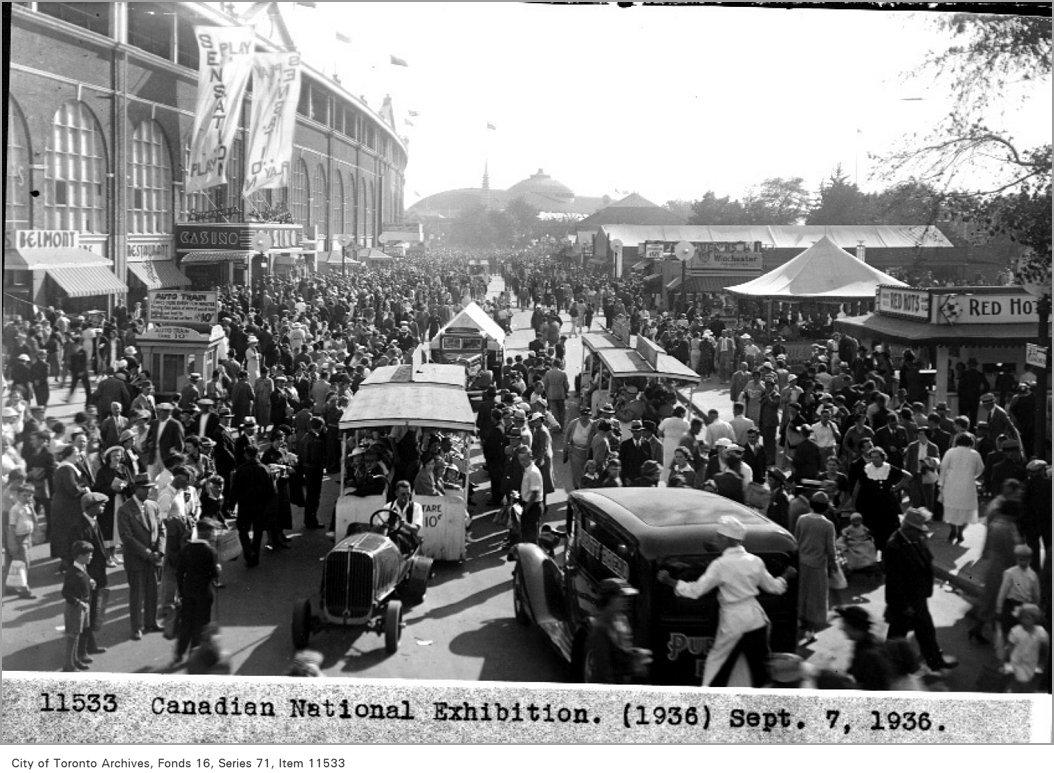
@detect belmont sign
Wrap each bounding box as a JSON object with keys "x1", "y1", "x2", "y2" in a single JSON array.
[{"x1": 15, "y1": 230, "x2": 79, "y2": 250}]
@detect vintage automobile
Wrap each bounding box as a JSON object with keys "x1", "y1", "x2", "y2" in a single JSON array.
[
  {"x1": 512, "y1": 488, "x2": 799, "y2": 684},
  {"x1": 292, "y1": 509, "x2": 433, "y2": 654}
]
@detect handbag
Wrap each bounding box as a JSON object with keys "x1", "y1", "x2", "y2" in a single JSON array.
[
  {"x1": 213, "y1": 528, "x2": 243, "y2": 562},
  {"x1": 5, "y1": 560, "x2": 28, "y2": 591},
  {"x1": 828, "y1": 562, "x2": 848, "y2": 591}
]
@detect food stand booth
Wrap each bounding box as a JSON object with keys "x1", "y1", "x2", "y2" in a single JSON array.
[
  {"x1": 835, "y1": 285, "x2": 1051, "y2": 415},
  {"x1": 335, "y1": 364, "x2": 476, "y2": 562},
  {"x1": 581, "y1": 331, "x2": 700, "y2": 431}
]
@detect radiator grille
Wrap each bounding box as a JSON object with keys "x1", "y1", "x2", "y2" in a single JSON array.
[{"x1": 324, "y1": 550, "x2": 373, "y2": 618}]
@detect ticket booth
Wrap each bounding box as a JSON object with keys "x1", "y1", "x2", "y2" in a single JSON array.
[{"x1": 137, "y1": 289, "x2": 223, "y2": 399}]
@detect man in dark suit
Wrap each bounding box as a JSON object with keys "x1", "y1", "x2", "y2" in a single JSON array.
[
  {"x1": 956, "y1": 359, "x2": 990, "y2": 426},
  {"x1": 978, "y1": 392, "x2": 1021, "y2": 449},
  {"x1": 298, "y1": 417, "x2": 327, "y2": 529},
  {"x1": 883, "y1": 508, "x2": 958, "y2": 673},
  {"x1": 144, "y1": 402, "x2": 185, "y2": 477},
  {"x1": 93, "y1": 369, "x2": 131, "y2": 419},
  {"x1": 790, "y1": 425, "x2": 823, "y2": 483},
  {"x1": 99, "y1": 402, "x2": 129, "y2": 450},
  {"x1": 70, "y1": 492, "x2": 110, "y2": 661},
  {"x1": 179, "y1": 372, "x2": 203, "y2": 413},
  {"x1": 741, "y1": 427, "x2": 767, "y2": 482},
  {"x1": 117, "y1": 474, "x2": 165, "y2": 641},
  {"x1": 618, "y1": 420, "x2": 651, "y2": 484},
  {"x1": 212, "y1": 407, "x2": 238, "y2": 519},
  {"x1": 924, "y1": 414, "x2": 952, "y2": 459},
  {"x1": 230, "y1": 444, "x2": 276, "y2": 568},
  {"x1": 874, "y1": 413, "x2": 910, "y2": 468},
  {"x1": 193, "y1": 398, "x2": 222, "y2": 444}
]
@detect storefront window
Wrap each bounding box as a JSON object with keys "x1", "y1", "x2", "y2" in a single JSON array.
[
  {"x1": 130, "y1": 120, "x2": 173, "y2": 234},
  {"x1": 312, "y1": 164, "x2": 328, "y2": 232},
  {"x1": 45, "y1": 101, "x2": 108, "y2": 233},
  {"x1": 37, "y1": 2, "x2": 111, "y2": 36},
  {"x1": 6, "y1": 98, "x2": 31, "y2": 233},
  {"x1": 291, "y1": 158, "x2": 309, "y2": 225}
]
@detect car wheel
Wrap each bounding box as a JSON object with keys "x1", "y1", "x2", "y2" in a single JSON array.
[
  {"x1": 384, "y1": 600, "x2": 403, "y2": 654},
  {"x1": 401, "y1": 556, "x2": 432, "y2": 606},
  {"x1": 512, "y1": 568, "x2": 529, "y2": 626},
  {"x1": 292, "y1": 599, "x2": 312, "y2": 650}
]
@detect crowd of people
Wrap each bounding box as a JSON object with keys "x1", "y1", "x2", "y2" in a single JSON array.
[{"x1": 2, "y1": 245, "x2": 1050, "y2": 691}]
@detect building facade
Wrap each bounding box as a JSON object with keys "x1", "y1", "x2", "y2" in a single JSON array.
[{"x1": 4, "y1": 1, "x2": 407, "y2": 312}]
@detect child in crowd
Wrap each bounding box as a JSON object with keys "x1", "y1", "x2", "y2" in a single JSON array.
[
  {"x1": 1004, "y1": 604, "x2": 1048, "y2": 693},
  {"x1": 836, "y1": 512, "x2": 878, "y2": 572},
  {"x1": 6, "y1": 483, "x2": 38, "y2": 599},
  {"x1": 580, "y1": 460, "x2": 600, "y2": 489},
  {"x1": 996, "y1": 545, "x2": 1042, "y2": 638},
  {"x1": 61, "y1": 540, "x2": 95, "y2": 671}
]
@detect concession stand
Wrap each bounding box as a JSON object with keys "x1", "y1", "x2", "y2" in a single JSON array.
[
  {"x1": 581, "y1": 331, "x2": 700, "y2": 425},
  {"x1": 335, "y1": 364, "x2": 476, "y2": 562},
  {"x1": 835, "y1": 285, "x2": 1052, "y2": 413}
]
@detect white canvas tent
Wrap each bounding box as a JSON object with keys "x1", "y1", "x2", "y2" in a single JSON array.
[
  {"x1": 726, "y1": 234, "x2": 907, "y2": 300},
  {"x1": 434, "y1": 301, "x2": 506, "y2": 345}
]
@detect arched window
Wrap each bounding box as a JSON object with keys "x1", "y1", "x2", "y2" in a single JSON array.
[
  {"x1": 312, "y1": 164, "x2": 328, "y2": 232},
  {"x1": 332, "y1": 172, "x2": 345, "y2": 239},
  {"x1": 291, "y1": 157, "x2": 309, "y2": 225},
  {"x1": 45, "y1": 101, "x2": 108, "y2": 232},
  {"x1": 6, "y1": 98, "x2": 31, "y2": 232},
  {"x1": 129, "y1": 120, "x2": 173, "y2": 234}
]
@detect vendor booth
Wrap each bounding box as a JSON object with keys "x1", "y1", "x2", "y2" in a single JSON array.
[
  {"x1": 429, "y1": 302, "x2": 506, "y2": 381},
  {"x1": 836, "y1": 285, "x2": 1052, "y2": 418},
  {"x1": 335, "y1": 364, "x2": 476, "y2": 562},
  {"x1": 581, "y1": 331, "x2": 699, "y2": 425},
  {"x1": 135, "y1": 289, "x2": 225, "y2": 397}
]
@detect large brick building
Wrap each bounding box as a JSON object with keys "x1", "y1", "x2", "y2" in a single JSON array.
[{"x1": 4, "y1": 1, "x2": 408, "y2": 311}]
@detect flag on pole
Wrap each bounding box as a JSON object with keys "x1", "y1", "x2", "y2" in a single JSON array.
[
  {"x1": 186, "y1": 26, "x2": 254, "y2": 192},
  {"x1": 336, "y1": 31, "x2": 351, "y2": 44},
  {"x1": 243, "y1": 51, "x2": 303, "y2": 198},
  {"x1": 486, "y1": 122, "x2": 496, "y2": 130},
  {"x1": 390, "y1": 55, "x2": 408, "y2": 67}
]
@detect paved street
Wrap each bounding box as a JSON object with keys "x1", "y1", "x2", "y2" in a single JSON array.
[{"x1": 2, "y1": 275, "x2": 1007, "y2": 691}]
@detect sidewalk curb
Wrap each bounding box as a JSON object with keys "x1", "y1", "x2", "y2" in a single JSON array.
[{"x1": 933, "y1": 563, "x2": 983, "y2": 599}]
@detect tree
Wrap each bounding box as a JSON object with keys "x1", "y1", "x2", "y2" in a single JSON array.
[
  {"x1": 448, "y1": 205, "x2": 515, "y2": 248},
  {"x1": 504, "y1": 196, "x2": 541, "y2": 242},
  {"x1": 743, "y1": 177, "x2": 813, "y2": 225},
  {"x1": 687, "y1": 191, "x2": 750, "y2": 225},
  {"x1": 880, "y1": 13, "x2": 1051, "y2": 258},
  {"x1": 663, "y1": 199, "x2": 694, "y2": 222},
  {"x1": 807, "y1": 165, "x2": 874, "y2": 225}
]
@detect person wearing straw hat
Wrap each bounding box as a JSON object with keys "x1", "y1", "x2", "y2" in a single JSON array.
[
  {"x1": 658, "y1": 514, "x2": 795, "y2": 687},
  {"x1": 883, "y1": 507, "x2": 958, "y2": 673}
]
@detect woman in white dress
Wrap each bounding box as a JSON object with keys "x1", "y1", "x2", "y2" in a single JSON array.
[{"x1": 938, "y1": 432, "x2": 986, "y2": 544}]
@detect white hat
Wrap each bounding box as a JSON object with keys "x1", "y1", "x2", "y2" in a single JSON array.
[{"x1": 716, "y1": 515, "x2": 746, "y2": 541}]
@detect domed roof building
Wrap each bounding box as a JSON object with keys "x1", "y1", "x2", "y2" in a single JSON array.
[{"x1": 408, "y1": 168, "x2": 610, "y2": 220}]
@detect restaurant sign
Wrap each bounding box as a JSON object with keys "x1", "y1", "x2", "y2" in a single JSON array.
[
  {"x1": 933, "y1": 291, "x2": 1041, "y2": 325},
  {"x1": 876, "y1": 286, "x2": 931, "y2": 321},
  {"x1": 148, "y1": 290, "x2": 219, "y2": 327}
]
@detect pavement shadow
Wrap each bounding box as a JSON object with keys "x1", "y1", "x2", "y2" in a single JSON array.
[
  {"x1": 447, "y1": 617, "x2": 566, "y2": 683},
  {"x1": 415, "y1": 578, "x2": 513, "y2": 624}
]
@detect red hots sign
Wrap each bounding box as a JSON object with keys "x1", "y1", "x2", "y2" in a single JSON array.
[{"x1": 175, "y1": 223, "x2": 303, "y2": 251}]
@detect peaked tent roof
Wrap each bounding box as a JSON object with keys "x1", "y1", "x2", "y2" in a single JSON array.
[
  {"x1": 577, "y1": 193, "x2": 686, "y2": 228},
  {"x1": 435, "y1": 302, "x2": 506, "y2": 344},
  {"x1": 726, "y1": 235, "x2": 907, "y2": 299}
]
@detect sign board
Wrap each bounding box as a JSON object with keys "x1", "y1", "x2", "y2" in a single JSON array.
[
  {"x1": 147, "y1": 326, "x2": 210, "y2": 342},
  {"x1": 126, "y1": 237, "x2": 173, "y2": 261},
  {"x1": 175, "y1": 223, "x2": 303, "y2": 252},
  {"x1": 643, "y1": 242, "x2": 665, "y2": 260},
  {"x1": 635, "y1": 336, "x2": 663, "y2": 371},
  {"x1": 336, "y1": 493, "x2": 467, "y2": 562},
  {"x1": 876, "y1": 286, "x2": 931, "y2": 321},
  {"x1": 933, "y1": 291, "x2": 1041, "y2": 325},
  {"x1": 1026, "y1": 343, "x2": 1048, "y2": 369},
  {"x1": 148, "y1": 290, "x2": 219, "y2": 327},
  {"x1": 688, "y1": 246, "x2": 764, "y2": 272},
  {"x1": 15, "y1": 230, "x2": 79, "y2": 250}
]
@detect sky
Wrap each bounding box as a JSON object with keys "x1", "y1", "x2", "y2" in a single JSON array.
[{"x1": 273, "y1": 2, "x2": 1051, "y2": 208}]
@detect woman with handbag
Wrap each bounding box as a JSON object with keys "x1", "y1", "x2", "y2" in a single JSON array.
[{"x1": 794, "y1": 491, "x2": 840, "y2": 646}]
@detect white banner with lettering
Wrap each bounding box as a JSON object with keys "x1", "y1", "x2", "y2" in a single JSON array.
[
  {"x1": 186, "y1": 26, "x2": 254, "y2": 193},
  {"x1": 243, "y1": 51, "x2": 302, "y2": 198}
]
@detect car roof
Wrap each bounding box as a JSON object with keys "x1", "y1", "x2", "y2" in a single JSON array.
[{"x1": 569, "y1": 488, "x2": 796, "y2": 560}]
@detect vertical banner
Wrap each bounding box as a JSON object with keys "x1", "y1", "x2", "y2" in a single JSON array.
[
  {"x1": 243, "y1": 51, "x2": 302, "y2": 198},
  {"x1": 186, "y1": 26, "x2": 255, "y2": 193}
]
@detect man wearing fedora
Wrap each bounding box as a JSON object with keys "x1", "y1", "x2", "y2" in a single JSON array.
[
  {"x1": 117, "y1": 474, "x2": 165, "y2": 641},
  {"x1": 618, "y1": 420, "x2": 652, "y2": 485},
  {"x1": 70, "y1": 492, "x2": 111, "y2": 661},
  {"x1": 883, "y1": 507, "x2": 958, "y2": 673}
]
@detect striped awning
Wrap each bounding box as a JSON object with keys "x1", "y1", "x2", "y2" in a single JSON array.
[
  {"x1": 127, "y1": 260, "x2": 191, "y2": 290},
  {"x1": 47, "y1": 265, "x2": 128, "y2": 298},
  {"x1": 4, "y1": 246, "x2": 110, "y2": 270},
  {"x1": 179, "y1": 250, "x2": 254, "y2": 265}
]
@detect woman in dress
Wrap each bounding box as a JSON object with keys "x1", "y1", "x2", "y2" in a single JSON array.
[
  {"x1": 937, "y1": 432, "x2": 986, "y2": 544},
  {"x1": 51, "y1": 444, "x2": 90, "y2": 566},
  {"x1": 668, "y1": 447, "x2": 697, "y2": 489},
  {"x1": 850, "y1": 446, "x2": 911, "y2": 552},
  {"x1": 253, "y1": 371, "x2": 274, "y2": 430},
  {"x1": 794, "y1": 495, "x2": 839, "y2": 644},
  {"x1": 259, "y1": 428, "x2": 293, "y2": 548},
  {"x1": 92, "y1": 446, "x2": 129, "y2": 567},
  {"x1": 818, "y1": 455, "x2": 851, "y2": 513}
]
